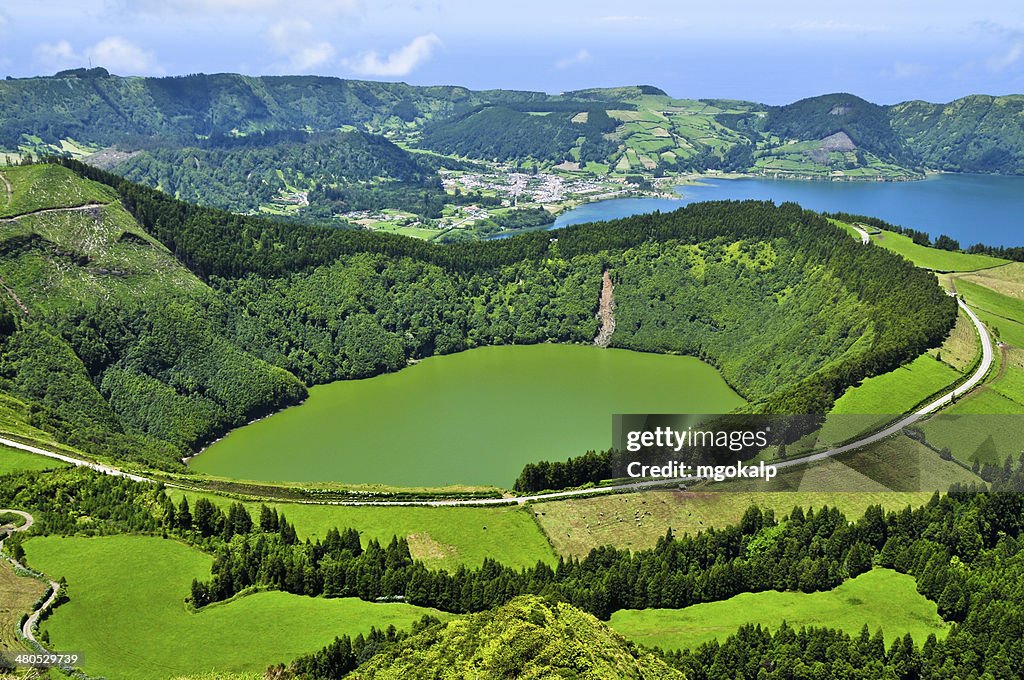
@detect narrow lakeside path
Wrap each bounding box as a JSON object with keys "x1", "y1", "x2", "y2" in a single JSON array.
[{"x1": 593, "y1": 270, "x2": 616, "y2": 347}]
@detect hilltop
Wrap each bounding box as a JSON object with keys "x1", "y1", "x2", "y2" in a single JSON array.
[{"x1": 300, "y1": 595, "x2": 684, "y2": 679}]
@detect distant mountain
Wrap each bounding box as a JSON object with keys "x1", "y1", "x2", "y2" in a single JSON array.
[
  {"x1": 889, "y1": 94, "x2": 1024, "y2": 174},
  {"x1": 3, "y1": 71, "x2": 1024, "y2": 223},
  {"x1": 763, "y1": 93, "x2": 911, "y2": 164}
]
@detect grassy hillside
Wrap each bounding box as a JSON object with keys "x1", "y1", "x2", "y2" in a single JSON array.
[
  {"x1": 610, "y1": 569, "x2": 948, "y2": 651},
  {"x1": 341, "y1": 595, "x2": 683, "y2": 680},
  {"x1": 24, "y1": 534, "x2": 452, "y2": 680},
  {"x1": 0, "y1": 164, "x2": 306, "y2": 467},
  {"x1": 869, "y1": 229, "x2": 1008, "y2": 271}
]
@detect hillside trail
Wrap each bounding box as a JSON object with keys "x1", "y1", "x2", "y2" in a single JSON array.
[
  {"x1": 0, "y1": 171, "x2": 11, "y2": 208},
  {"x1": 593, "y1": 270, "x2": 616, "y2": 347},
  {"x1": 0, "y1": 202, "x2": 105, "y2": 223}
]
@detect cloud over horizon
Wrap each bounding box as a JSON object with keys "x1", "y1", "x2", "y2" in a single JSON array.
[
  {"x1": 555, "y1": 49, "x2": 591, "y2": 69},
  {"x1": 344, "y1": 33, "x2": 442, "y2": 77},
  {"x1": 34, "y1": 36, "x2": 160, "y2": 75},
  {"x1": 267, "y1": 20, "x2": 336, "y2": 72}
]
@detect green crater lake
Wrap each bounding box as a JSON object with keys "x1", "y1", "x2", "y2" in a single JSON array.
[{"x1": 191, "y1": 344, "x2": 745, "y2": 488}]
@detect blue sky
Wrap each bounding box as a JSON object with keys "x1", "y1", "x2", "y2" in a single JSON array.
[{"x1": 1, "y1": 1, "x2": 1022, "y2": 103}]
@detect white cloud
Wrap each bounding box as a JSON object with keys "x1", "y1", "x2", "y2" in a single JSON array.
[
  {"x1": 555, "y1": 48, "x2": 591, "y2": 70},
  {"x1": 972, "y1": 21, "x2": 1024, "y2": 72},
  {"x1": 86, "y1": 37, "x2": 159, "y2": 73},
  {"x1": 34, "y1": 40, "x2": 82, "y2": 71},
  {"x1": 988, "y1": 43, "x2": 1023, "y2": 71},
  {"x1": 344, "y1": 33, "x2": 441, "y2": 77},
  {"x1": 33, "y1": 37, "x2": 159, "y2": 75},
  {"x1": 267, "y1": 20, "x2": 336, "y2": 72},
  {"x1": 881, "y1": 61, "x2": 928, "y2": 79}
]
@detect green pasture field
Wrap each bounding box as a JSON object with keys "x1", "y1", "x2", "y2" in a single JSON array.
[
  {"x1": 167, "y1": 489, "x2": 556, "y2": 571},
  {"x1": 531, "y1": 489, "x2": 932, "y2": 559},
  {"x1": 830, "y1": 353, "x2": 961, "y2": 414},
  {"x1": 958, "y1": 262, "x2": 1024, "y2": 300},
  {"x1": 24, "y1": 535, "x2": 452, "y2": 680},
  {"x1": 609, "y1": 569, "x2": 948, "y2": 651},
  {"x1": 0, "y1": 164, "x2": 116, "y2": 218},
  {"x1": 0, "y1": 445, "x2": 68, "y2": 475},
  {"x1": 870, "y1": 230, "x2": 1007, "y2": 271}
]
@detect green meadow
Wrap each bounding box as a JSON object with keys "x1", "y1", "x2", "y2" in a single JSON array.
[
  {"x1": 610, "y1": 569, "x2": 948, "y2": 651},
  {"x1": 167, "y1": 489, "x2": 556, "y2": 571},
  {"x1": 0, "y1": 445, "x2": 68, "y2": 475},
  {"x1": 870, "y1": 230, "x2": 1007, "y2": 271},
  {"x1": 25, "y1": 535, "x2": 452, "y2": 680},
  {"x1": 192, "y1": 344, "x2": 744, "y2": 488}
]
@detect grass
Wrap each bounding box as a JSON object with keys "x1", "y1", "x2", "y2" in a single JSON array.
[
  {"x1": 870, "y1": 230, "x2": 1007, "y2": 271},
  {"x1": 827, "y1": 352, "x2": 962, "y2": 417},
  {"x1": 609, "y1": 569, "x2": 949, "y2": 651},
  {"x1": 24, "y1": 535, "x2": 453, "y2": 680},
  {"x1": 0, "y1": 164, "x2": 116, "y2": 218},
  {"x1": 0, "y1": 560, "x2": 46, "y2": 654},
  {"x1": 958, "y1": 262, "x2": 1024, "y2": 300},
  {"x1": 167, "y1": 489, "x2": 556, "y2": 571},
  {"x1": 0, "y1": 444, "x2": 68, "y2": 475},
  {"x1": 727, "y1": 434, "x2": 982, "y2": 494},
  {"x1": 955, "y1": 278, "x2": 1024, "y2": 348},
  {"x1": 926, "y1": 308, "x2": 981, "y2": 373},
  {"x1": 531, "y1": 489, "x2": 932, "y2": 558}
]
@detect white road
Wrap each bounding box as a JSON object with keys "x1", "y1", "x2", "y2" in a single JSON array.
[{"x1": 850, "y1": 223, "x2": 872, "y2": 245}]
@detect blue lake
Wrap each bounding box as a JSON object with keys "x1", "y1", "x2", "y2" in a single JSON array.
[{"x1": 550, "y1": 174, "x2": 1024, "y2": 248}]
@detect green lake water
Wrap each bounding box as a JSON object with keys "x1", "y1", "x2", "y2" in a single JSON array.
[{"x1": 191, "y1": 344, "x2": 744, "y2": 487}]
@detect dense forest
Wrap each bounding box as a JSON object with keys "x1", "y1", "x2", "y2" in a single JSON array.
[
  {"x1": 0, "y1": 161, "x2": 955, "y2": 472},
  {"x1": 112, "y1": 130, "x2": 447, "y2": 217},
  {"x1": 417, "y1": 105, "x2": 618, "y2": 163},
  {"x1": 2, "y1": 464, "x2": 1023, "y2": 678}
]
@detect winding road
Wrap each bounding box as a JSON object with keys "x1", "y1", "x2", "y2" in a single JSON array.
[{"x1": 0, "y1": 509, "x2": 60, "y2": 648}]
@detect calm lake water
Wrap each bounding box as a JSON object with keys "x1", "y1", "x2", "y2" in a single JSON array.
[
  {"x1": 551, "y1": 174, "x2": 1024, "y2": 248},
  {"x1": 192, "y1": 344, "x2": 744, "y2": 487}
]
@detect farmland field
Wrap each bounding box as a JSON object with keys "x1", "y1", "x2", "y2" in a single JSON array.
[
  {"x1": 167, "y1": 490, "x2": 556, "y2": 571},
  {"x1": 609, "y1": 569, "x2": 948, "y2": 651},
  {"x1": 531, "y1": 490, "x2": 933, "y2": 558},
  {"x1": 24, "y1": 535, "x2": 453, "y2": 680}
]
